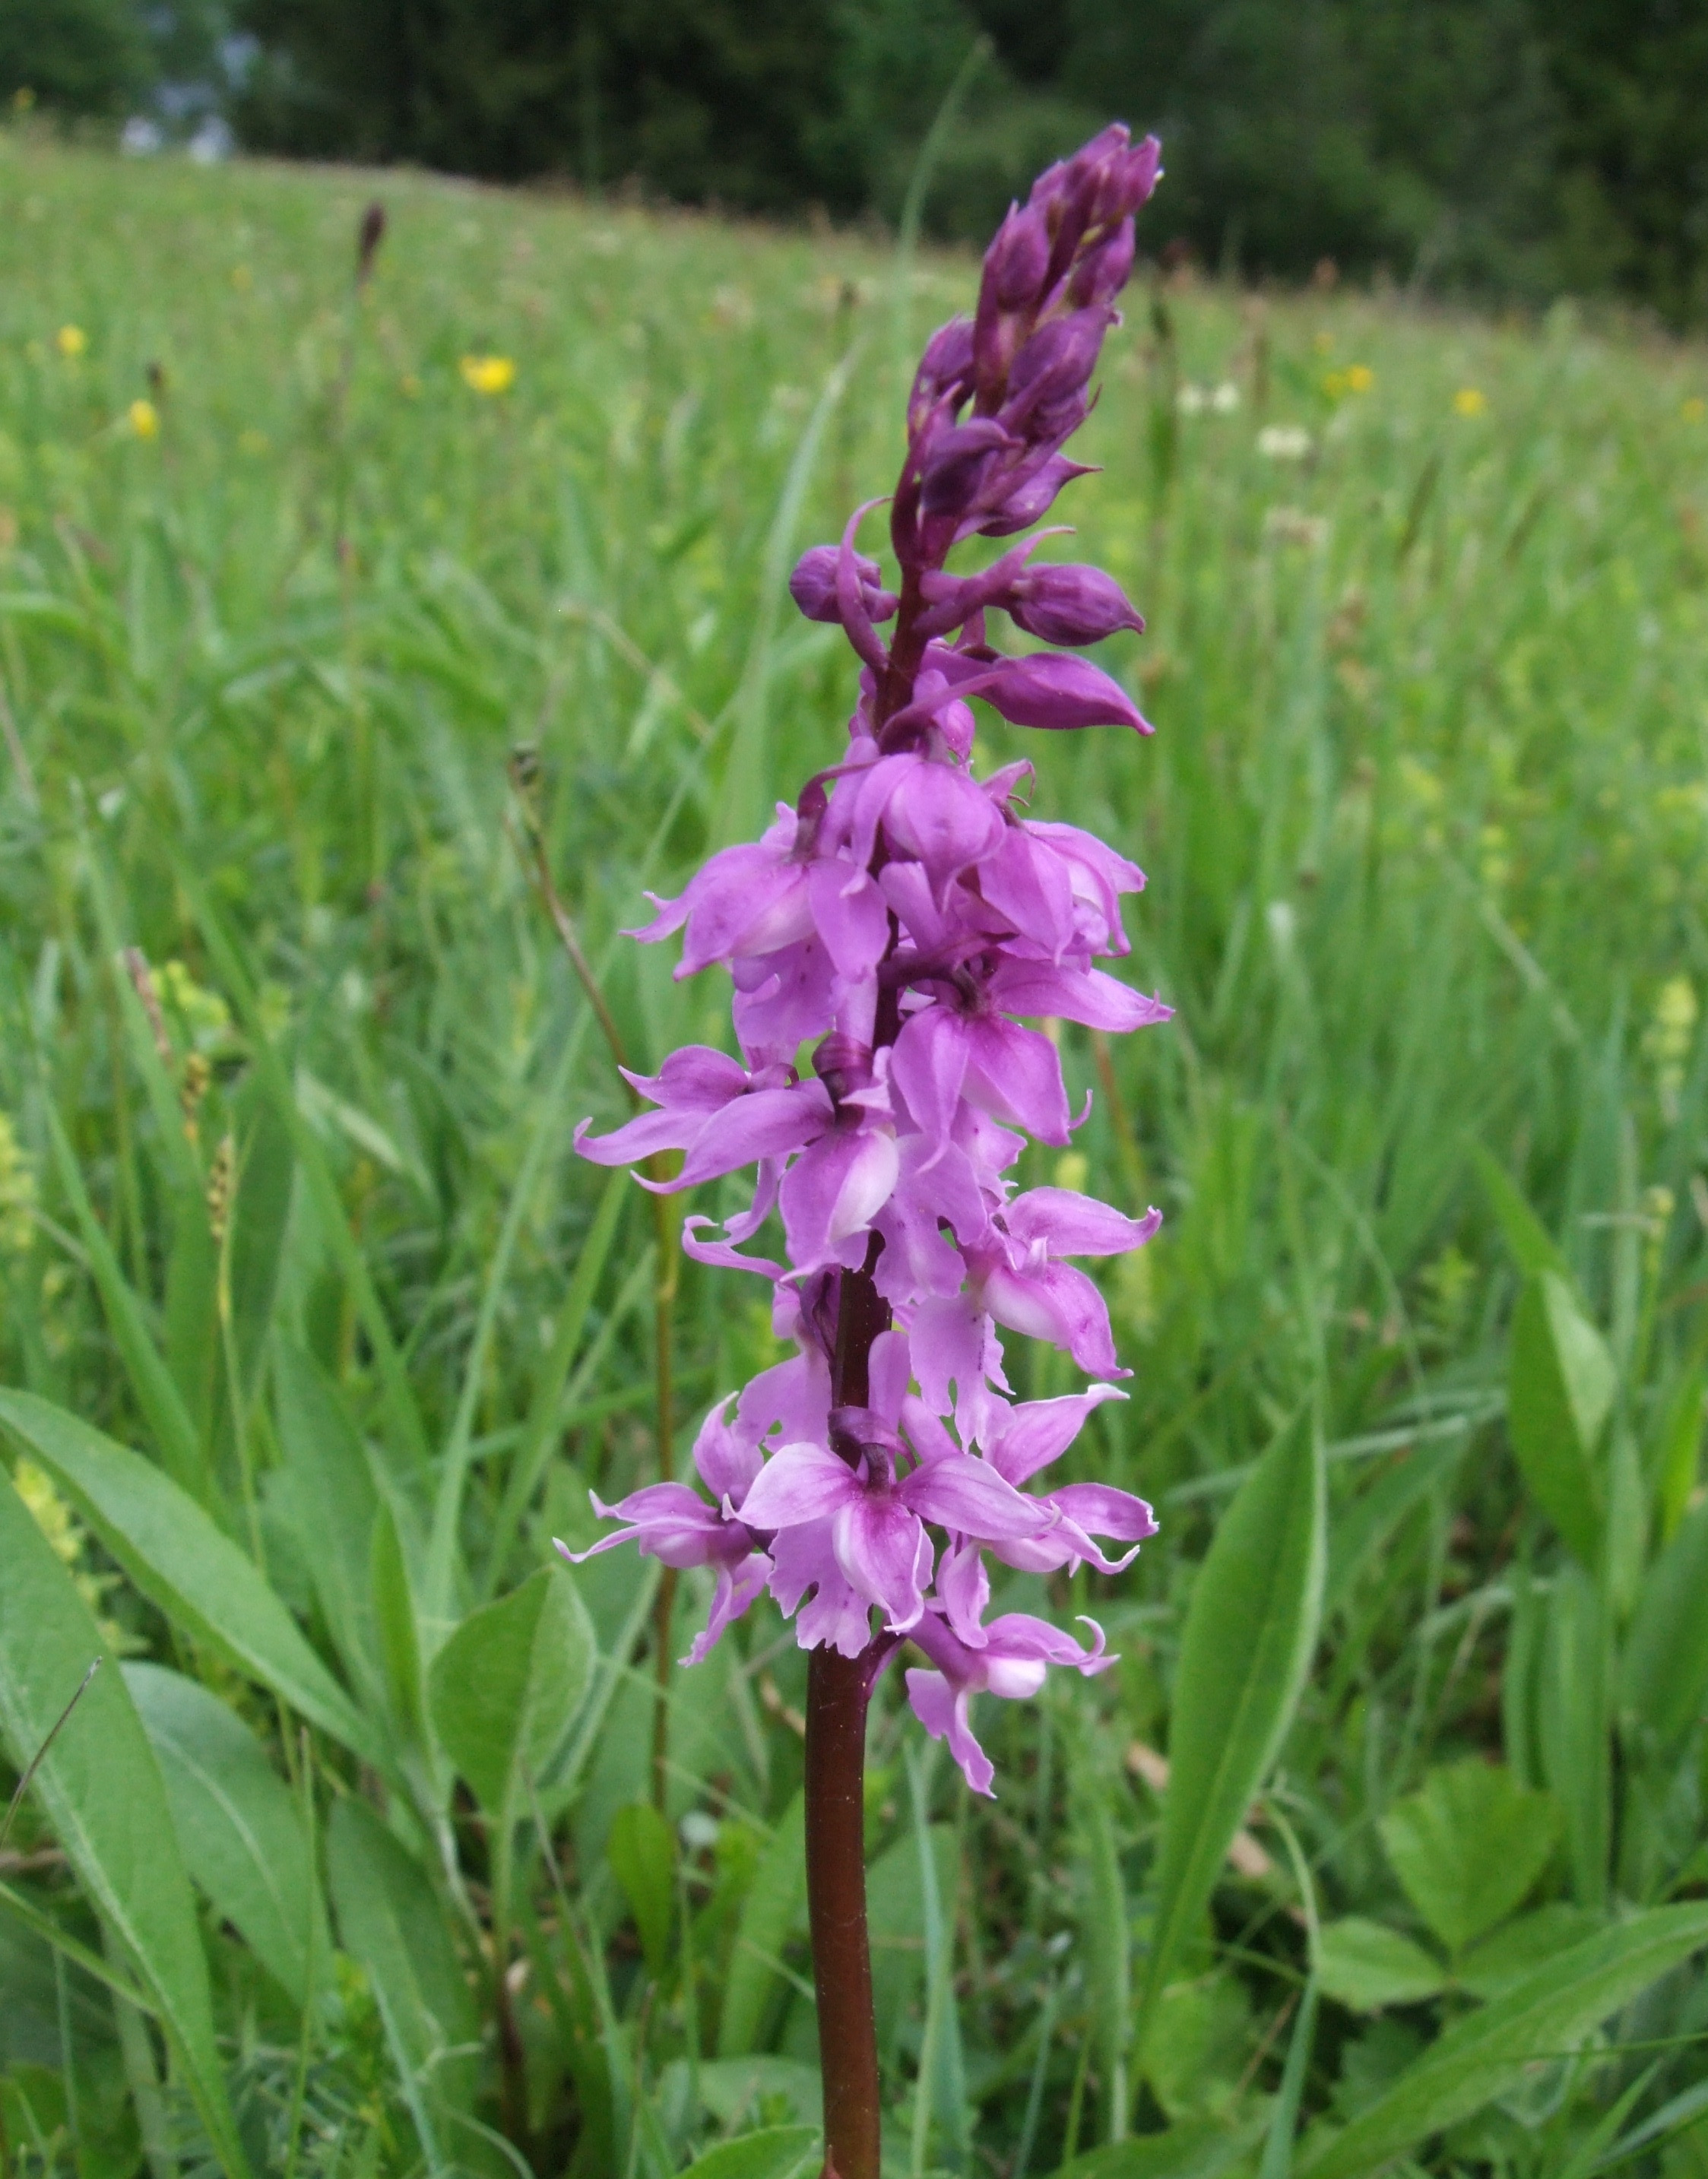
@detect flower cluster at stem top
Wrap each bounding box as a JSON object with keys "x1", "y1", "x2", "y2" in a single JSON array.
[{"x1": 563, "y1": 124, "x2": 1168, "y2": 1796}]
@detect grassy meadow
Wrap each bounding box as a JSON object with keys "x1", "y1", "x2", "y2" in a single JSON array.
[{"x1": 0, "y1": 128, "x2": 1706, "y2": 2179}]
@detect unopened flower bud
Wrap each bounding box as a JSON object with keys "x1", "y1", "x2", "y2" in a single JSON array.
[
  {"x1": 1006, "y1": 563, "x2": 1144, "y2": 646},
  {"x1": 790, "y1": 545, "x2": 898, "y2": 626},
  {"x1": 983, "y1": 204, "x2": 1051, "y2": 312}
]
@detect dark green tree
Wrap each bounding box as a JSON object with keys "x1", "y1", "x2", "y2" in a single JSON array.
[{"x1": 0, "y1": 0, "x2": 154, "y2": 117}]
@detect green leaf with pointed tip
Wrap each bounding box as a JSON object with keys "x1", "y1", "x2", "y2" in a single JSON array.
[
  {"x1": 1296, "y1": 1905, "x2": 1708, "y2": 2179},
  {"x1": 1507, "y1": 1272, "x2": 1614, "y2": 1563},
  {"x1": 1138, "y1": 1412, "x2": 1325, "y2": 2047},
  {"x1": 1380, "y1": 1761, "x2": 1560, "y2": 1957},
  {"x1": 1654, "y1": 1367, "x2": 1704, "y2": 1544},
  {"x1": 326, "y1": 1797, "x2": 477, "y2": 2161},
  {"x1": 41, "y1": 1101, "x2": 207, "y2": 1506},
  {"x1": 1316, "y1": 1919, "x2": 1448, "y2": 2012},
  {"x1": 123, "y1": 1661, "x2": 328, "y2": 2010},
  {"x1": 271, "y1": 1338, "x2": 382, "y2": 1700},
  {"x1": 1456, "y1": 1904, "x2": 1602, "y2": 2000},
  {"x1": 0, "y1": 1388, "x2": 377, "y2": 1766},
  {"x1": 1054, "y1": 2114, "x2": 1269, "y2": 2177},
  {"x1": 1621, "y1": 1494, "x2": 1708, "y2": 1753},
  {"x1": 371, "y1": 1494, "x2": 428, "y2": 1751},
  {"x1": 607, "y1": 1799, "x2": 676, "y2": 1978},
  {"x1": 427, "y1": 1564, "x2": 594, "y2": 1816},
  {"x1": 0, "y1": 1472, "x2": 252, "y2": 2178},
  {"x1": 685, "y1": 2128, "x2": 822, "y2": 2179},
  {"x1": 225, "y1": 1080, "x2": 294, "y2": 1402},
  {"x1": 1472, "y1": 1145, "x2": 1570, "y2": 1281}
]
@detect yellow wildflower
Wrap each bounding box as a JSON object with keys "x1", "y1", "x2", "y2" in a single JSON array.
[
  {"x1": 55, "y1": 324, "x2": 87, "y2": 359},
  {"x1": 1322, "y1": 370, "x2": 1348, "y2": 400},
  {"x1": 459, "y1": 354, "x2": 516, "y2": 395},
  {"x1": 128, "y1": 398, "x2": 159, "y2": 439},
  {"x1": 1453, "y1": 387, "x2": 1488, "y2": 417},
  {"x1": 1345, "y1": 363, "x2": 1374, "y2": 393},
  {"x1": 1684, "y1": 397, "x2": 1706, "y2": 423}
]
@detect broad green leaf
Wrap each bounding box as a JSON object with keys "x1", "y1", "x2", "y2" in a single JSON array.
[
  {"x1": 1056, "y1": 2113, "x2": 1269, "y2": 2177},
  {"x1": 271, "y1": 1338, "x2": 382, "y2": 1698},
  {"x1": 427, "y1": 1564, "x2": 594, "y2": 1816},
  {"x1": 689, "y1": 2056, "x2": 822, "y2": 2129},
  {"x1": 1138, "y1": 1412, "x2": 1325, "y2": 2044},
  {"x1": 0, "y1": 1472, "x2": 252, "y2": 2178},
  {"x1": 372, "y1": 1494, "x2": 428, "y2": 1750},
  {"x1": 1653, "y1": 1367, "x2": 1704, "y2": 1544},
  {"x1": 1507, "y1": 1272, "x2": 1614, "y2": 1563},
  {"x1": 686, "y1": 2127, "x2": 822, "y2": 2179},
  {"x1": 41, "y1": 1101, "x2": 207, "y2": 1505},
  {"x1": 0, "y1": 1388, "x2": 376, "y2": 1765},
  {"x1": 718, "y1": 1791, "x2": 806, "y2": 2058},
  {"x1": 1295, "y1": 1905, "x2": 1708, "y2": 2179},
  {"x1": 1379, "y1": 1761, "x2": 1561, "y2": 1956},
  {"x1": 1316, "y1": 1919, "x2": 1447, "y2": 2011},
  {"x1": 1472, "y1": 1146, "x2": 1570, "y2": 1281},
  {"x1": 1456, "y1": 1903, "x2": 1603, "y2": 1999},
  {"x1": 1144, "y1": 1975, "x2": 1253, "y2": 2127},
  {"x1": 607, "y1": 1799, "x2": 676, "y2": 1978},
  {"x1": 122, "y1": 1662, "x2": 328, "y2": 2010},
  {"x1": 1537, "y1": 1563, "x2": 1611, "y2": 1908},
  {"x1": 326, "y1": 1797, "x2": 477, "y2": 2163},
  {"x1": 1621, "y1": 1495, "x2": 1708, "y2": 1753},
  {"x1": 224, "y1": 1082, "x2": 294, "y2": 1401}
]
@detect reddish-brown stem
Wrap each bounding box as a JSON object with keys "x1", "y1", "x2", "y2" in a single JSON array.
[
  {"x1": 806, "y1": 1252, "x2": 894, "y2": 2179},
  {"x1": 806, "y1": 1641, "x2": 885, "y2": 2179}
]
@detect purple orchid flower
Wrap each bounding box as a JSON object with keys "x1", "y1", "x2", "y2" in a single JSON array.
[{"x1": 559, "y1": 125, "x2": 1166, "y2": 1836}]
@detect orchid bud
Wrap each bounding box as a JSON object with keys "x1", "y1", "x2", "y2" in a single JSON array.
[
  {"x1": 917, "y1": 417, "x2": 1016, "y2": 519},
  {"x1": 1006, "y1": 562, "x2": 1145, "y2": 646},
  {"x1": 982, "y1": 204, "x2": 1051, "y2": 312},
  {"x1": 789, "y1": 545, "x2": 898, "y2": 626}
]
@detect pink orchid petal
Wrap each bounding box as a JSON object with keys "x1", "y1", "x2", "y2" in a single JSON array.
[
  {"x1": 901, "y1": 1449, "x2": 1049, "y2": 1541},
  {"x1": 985, "y1": 1384, "x2": 1127, "y2": 1484},
  {"x1": 1003, "y1": 1188, "x2": 1161, "y2": 1259},
  {"x1": 673, "y1": 1082, "x2": 832, "y2": 1188},
  {"x1": 1047, "y1": 1482, "x2": 1158, "y2": 1542},
  {"x1": 737, "y1": 1439, "x2": 864, "y2": 1530},
  {"x1": 832, "y1": 1491, "x2": 930, "y2": 1629},
  {"x1": 683, "y1": 1551, "x2": 772, "y2": 1665},
  {"x1": 905, "y1": 1668, "x2": 994, "y2": 1797}
]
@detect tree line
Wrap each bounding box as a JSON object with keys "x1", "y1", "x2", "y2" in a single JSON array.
[{"x1": 6, "y1": 0, "x2": 1706, "y2": 323}]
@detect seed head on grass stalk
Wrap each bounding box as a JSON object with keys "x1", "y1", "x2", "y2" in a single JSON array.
[{"x1": 559, "y1": 122, "x2": 1166, "y2": 2176}]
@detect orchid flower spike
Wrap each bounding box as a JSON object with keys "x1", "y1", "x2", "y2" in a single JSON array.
[{"x1": 564, "y1": 121, "x2": 1168, "y2": 1797}]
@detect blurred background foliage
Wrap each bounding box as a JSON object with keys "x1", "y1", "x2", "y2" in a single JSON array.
[{"x1": 3, "y1": 0, "x2": 1708, "y2": 322}]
